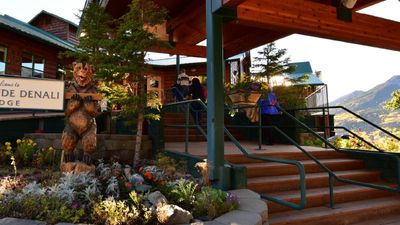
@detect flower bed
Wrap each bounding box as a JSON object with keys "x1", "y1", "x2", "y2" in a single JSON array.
[{"x1": 0, "y1": 139, "x2": 239, "y2": 225}]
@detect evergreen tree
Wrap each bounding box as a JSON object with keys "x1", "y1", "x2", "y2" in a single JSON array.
[
  {"x1": 252, "y1": 42, "x2": 294, "y2": 86},
  {"x1": 68, "y1": 1, "x2": 167, "y2": 165}
]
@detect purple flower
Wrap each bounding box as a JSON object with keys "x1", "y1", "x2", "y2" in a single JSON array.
[
  {"x1": 71, "y1": 202, "x2": 79, "y2": 209},
  {"x1": 250, "y1": 83, "x2": 260, "y2": 91},
  {"x1": 226, "y1": 192, "x2": 239, "y2": 203}
]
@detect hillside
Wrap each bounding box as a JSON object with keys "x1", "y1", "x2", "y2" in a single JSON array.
[{"x1": 331, "y1": 75, "x2": 400, "y2": 132}]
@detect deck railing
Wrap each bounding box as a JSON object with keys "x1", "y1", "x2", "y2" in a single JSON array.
[{"x1": 162, "y1": 100, "x2": 400, "y2": 209}]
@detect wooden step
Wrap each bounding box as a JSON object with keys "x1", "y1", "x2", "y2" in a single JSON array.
[
  {"x1": 245, "y1": 158, "x2": 365, "y2": 177},
  {"x1": 350, "y1": 212, "x2": 400, "y2": 225},
  {"x1": 267, "y1": 183, "x2": 396, "y2": 213},
  {"x1": 247, "y1": 170, "x2": 381, "y2": 193},
  {"x1": 225, "y1": 149, "x2": 347, "y2": 164},
  {"x1": 164, "y1": 134, "x2": 207, "y2": 142},
  {"x1": 269, "y1": 196, "x2": 400, "y2": 225}
]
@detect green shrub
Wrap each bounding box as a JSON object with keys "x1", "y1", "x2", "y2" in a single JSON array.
[
  {"x1": 15, "y1": 138, "x2": 37, "y2": 167},
  {"x1": 165, "y1": 180, "x2": 198, "y2": 210},
  {"x1": 92, "y1": 197, "x2": 139, "y2": 225},
  {"x1": 193, "y1": 187, "x2": 239, "y2": 220},
  {"x1": 0, "y1": 195, "x2": 85, "y2": 224}
]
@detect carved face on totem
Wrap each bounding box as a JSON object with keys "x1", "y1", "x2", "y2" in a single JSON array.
[{"x1": 73, "y1": 62, "x2": 94, "y2": 88}]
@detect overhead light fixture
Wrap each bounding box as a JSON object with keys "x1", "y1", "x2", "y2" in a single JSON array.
[{"x1": 341, "y1": 0, "x2": 357, "y2": 9}]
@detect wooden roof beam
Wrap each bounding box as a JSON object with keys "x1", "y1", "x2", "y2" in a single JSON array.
[
  {"x1": 236, "y1": 0, "x2": 400, "y2": 52},
  {"x1": 150, "y1": 42, "x2": 206, "y2": 58},
  {"x1": 224, "y1": 26, "x2": 290, "y2": 57},
  {"x1": 223, "y1": 0, "x2": 247, "y2": 8},
  {"x1": 167, "y1": 1, "x2": 205, "y2": 33}
]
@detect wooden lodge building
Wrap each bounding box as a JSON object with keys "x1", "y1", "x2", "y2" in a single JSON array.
[{"x1": 0, "y1": 10, "x2": 76, "y2": 79}]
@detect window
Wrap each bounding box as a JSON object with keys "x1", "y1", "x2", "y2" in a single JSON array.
[
  {"x1": 0, "y1": 46, "x2": 6, "y2": 75},
  {"x1": 21, "y1": 53, "x2": 45, "y2": 78}
]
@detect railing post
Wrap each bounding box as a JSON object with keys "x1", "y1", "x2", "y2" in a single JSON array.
[
  {"x1": 322, "y1": 107, "x2": 328, "y2": 148},
  {"x1": 206, "y1": 0, "x2": 226, "y2": 189},
  {"x1": 258, "y1": 105, "x2": 262, "y2": 150},
  {"x1": 329, "y1": 174, "x2": 335, "y2": 208},
  {"x1": 185, "y1": 103, "x2": 189, "y2": 153}
]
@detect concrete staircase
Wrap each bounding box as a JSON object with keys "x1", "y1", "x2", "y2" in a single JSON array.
[
  {"x1": 163, "y1": 112, "x2": 243, "y2": 142},
  {"x1": 225, "y1": 148, "x2": 400, "y2": 225}
]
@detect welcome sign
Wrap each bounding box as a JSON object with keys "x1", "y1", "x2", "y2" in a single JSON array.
[{"x1": 0, "y1": 76, "x2": 64, "y2": 110}]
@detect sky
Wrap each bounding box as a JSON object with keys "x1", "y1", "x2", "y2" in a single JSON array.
[{"x1": 1, "y1": 0, "x2": 399, "y2": 101}]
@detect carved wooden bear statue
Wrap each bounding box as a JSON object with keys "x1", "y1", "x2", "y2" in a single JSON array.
[{"x1": 62, "y1": 62, "x2": 98, "y2": 165}]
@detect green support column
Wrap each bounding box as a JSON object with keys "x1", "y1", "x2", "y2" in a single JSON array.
[
  {"x1": 206, "y1": 0, "x2": 226, "y2": 189},
  {"x1": 176, "y1": 54, "x2": 180, "y2": 82}
]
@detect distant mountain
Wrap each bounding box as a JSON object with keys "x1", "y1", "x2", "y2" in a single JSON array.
[
  {"x1": 331, "y1": 75, "x2": 400, "y2": 132},
  {"x1": 330, "y1": 90, "x2": 365, "y2": 107}
]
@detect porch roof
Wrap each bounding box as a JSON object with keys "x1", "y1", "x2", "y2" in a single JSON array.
[{"x1": 102, "y1": 0, "x2": 399, "y2": 57}]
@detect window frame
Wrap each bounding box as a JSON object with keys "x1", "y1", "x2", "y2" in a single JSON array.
[
  {"x1": 0, "y1": 46, "x2": 7, "y2": 75},
  {"x1": 21, "y1": 52, "x2": 45, "y2": 78}
]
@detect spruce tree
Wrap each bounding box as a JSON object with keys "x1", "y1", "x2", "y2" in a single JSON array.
[
  {"x1": 69, "y1": 1, "x2": 167, "y2": 165},
  {"x1": 252, "y1": 42, "x2": 294, "y2": 86}
]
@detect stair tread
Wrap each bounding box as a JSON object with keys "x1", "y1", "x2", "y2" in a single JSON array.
[
  {"x1": 266, "y1": 182, "x2": 396, "y2": 199},
  {"x1": 248, "y1": 169, "x2": 380, "y2": 184},
  {"x1": 269, "y1": 196, "x2": 400, "y2": 225},
  {"x1": 243, "y1": 158, "x2": 363, "y2": 167},
  {"x1": 351, "y1": 213, "x2": 400, "y2": 225}
]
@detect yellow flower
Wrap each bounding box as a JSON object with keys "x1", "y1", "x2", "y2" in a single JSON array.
[
  {"x1": 5, "y1": 142, "x2": 11, "y2": 146},
  {"x1": 6, "y1": 146, "x2": 12, "y2": 151},
  {"x1": 16, "y1": 139, "x2": 21, "y2": 144},
  {"x1": 33, "y1": 143, "x2": 37, "y2": 146},
  {"x1": 28, "y1": 139, "x2": 33, "y2": 145},
  {"x1": 48, "y1": 147, "x2": 54, "y2": 151}
]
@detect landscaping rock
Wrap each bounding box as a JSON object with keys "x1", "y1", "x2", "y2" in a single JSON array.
[
  {"x1": 229, "y1": 189, "x2": 260, "y2": 199},
  {"x1": 60, "y1": 162, "x2": 77, "y2": 173},
  {"x1": 74, "y1": 162, "x2": 96, "y2": 175},
  {"x1": 148, "y1": 191, "x2": 167, "y2": 206},
  {"x1": 215, "y1": 210, "x2": 262, "y2": 225},
  {"x1": 156, "y1": 204, "x2": 193, "y2": 225},
  {"x1": 238, "y1": 198, "x2": 268, "y2": 222},
  {"x1": 0, "y1": 217, "x2": 46, "y2": 225},
  {"x1": 187, "y1": 221, "x2": 225, "y2": 225},
  {"x1": 60, "y1": 162, "x2": 95, "y2": 175}
]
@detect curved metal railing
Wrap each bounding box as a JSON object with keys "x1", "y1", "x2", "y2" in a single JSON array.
[{"x1": 163, "y1": 99, "x2": 307, "y2": 209}]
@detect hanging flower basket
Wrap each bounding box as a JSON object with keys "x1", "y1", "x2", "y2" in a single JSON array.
[
  {"x1": 228, "y1": 92, "x2": 261, "y2": 106},
  {"x1": 228, "y1": 92, "x2": 246, "y2": 104},
  {"x1": 246, "y1": 92, "x2": 262, "y2": 104}
]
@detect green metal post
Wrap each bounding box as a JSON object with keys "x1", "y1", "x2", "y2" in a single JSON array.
[
  {"x1": 206, "y1": 0, "x2": 226, "y2": 188},
  {"x1": 258, "y1": 106, "x2": 262, "y2": 150},
  {"x1": 185, "y1": 103, "x2": 189, "y2": 153},
  {"x1": 176, "y1": 54, "x2": 180, "y2": 82},
  {"x1": 329, "y1": 174, "x2": 335, "y2": 208}
]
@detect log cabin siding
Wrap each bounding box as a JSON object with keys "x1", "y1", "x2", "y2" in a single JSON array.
[
  {"x1": 0, "y1": 28, "x2": 68, "y2": 79},
  {"x1": 30, "y1": 14, "x2": 78, "y2": 45}
]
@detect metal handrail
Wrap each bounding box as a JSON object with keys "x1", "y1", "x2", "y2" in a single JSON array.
[
  {"x1": 163, "y1": 99, "x2": 307, "y2": 210},
  {"x1": 332, "y1": 126, "x2": 381, "y2": 151},
  {"x1": 164, "y1": 99, "x2": 207, "y2": 153},
  {"x1": 275, "y1": 104, "x2": 400, "y2": 208},
  {"x1": 294, "y1": 105, "x2": 400, "y2": 142},
  {"x1": 163, "y1": 100, "x2": 400, "y2": 209},
  {"x1": 300, "y1": 125, "x2": 382, "y2": 152}
]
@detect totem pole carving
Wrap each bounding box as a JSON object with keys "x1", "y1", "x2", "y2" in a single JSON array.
[{"x1": 62, "y1": 62, "x2": 99, "y2": 165}]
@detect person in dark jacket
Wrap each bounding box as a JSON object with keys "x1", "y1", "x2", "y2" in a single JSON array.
[{"x1": 188, "y1": 78, "x2": 205, "y2": 125}]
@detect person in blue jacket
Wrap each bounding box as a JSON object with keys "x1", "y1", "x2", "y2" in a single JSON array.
[{"x1": 258, "y1": 90, "x2": 281, "y2": 144}]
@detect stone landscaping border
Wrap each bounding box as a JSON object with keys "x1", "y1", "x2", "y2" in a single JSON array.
[
  {"x1": 0, "y1": 189, "x2": 268, "y2": 225},
  {"x1": 185, "y1": 189, "x2": 269, "y2": 225}
]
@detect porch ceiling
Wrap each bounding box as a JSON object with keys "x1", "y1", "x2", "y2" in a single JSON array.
[{"x1": 104, "y1": 0, "x2": 398, "y2": 57}]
